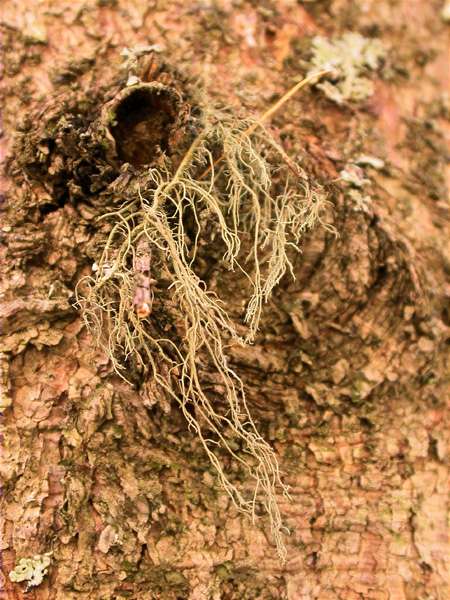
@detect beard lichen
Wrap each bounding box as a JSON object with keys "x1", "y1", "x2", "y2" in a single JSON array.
[
  {"x1": 75, "y1": 93, "x2": 334, "y2": 561},
  {"x1": 7, "y1": 55, "x2": 332, "y2": 561}
]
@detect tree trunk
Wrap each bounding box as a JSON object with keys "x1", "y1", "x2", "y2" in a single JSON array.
[{"x1": 1, "y1": 1, "x2": 449, "y2": 599}]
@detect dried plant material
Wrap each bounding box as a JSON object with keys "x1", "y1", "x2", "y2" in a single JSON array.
[
  {"x1": 308, "y1": 33, "x2": 385, "y2": 104},
  {"x1": 9, "y1": 553, "x2": 52, "y2": 590}
]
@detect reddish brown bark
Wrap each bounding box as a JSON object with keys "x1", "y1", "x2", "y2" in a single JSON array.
[{"x1": 1, "y1": 1, "x2": 449, "y2": 599}]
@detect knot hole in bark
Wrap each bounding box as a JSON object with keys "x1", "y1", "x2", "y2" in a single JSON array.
[{"x1": 109, "y1": 84, "x2": 180, "y2": 167}]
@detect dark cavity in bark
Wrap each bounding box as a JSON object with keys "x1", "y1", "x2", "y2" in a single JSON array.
[{"x1": 109, "y1": 85, "x2": 180, "y2": 167}]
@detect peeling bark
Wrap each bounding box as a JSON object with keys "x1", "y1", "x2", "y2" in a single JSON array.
[{"x1": 1, "y1": 1, "x2": 449, "y2": 599}]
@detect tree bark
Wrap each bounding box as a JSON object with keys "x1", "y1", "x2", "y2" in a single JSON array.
[{"x1": 1, "y1": 1, "x2": 449, "y2": 599}]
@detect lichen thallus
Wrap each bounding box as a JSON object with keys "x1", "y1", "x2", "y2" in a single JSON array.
[{"x1": 76, "y1": 70, "x2": 333, "y2": 561}]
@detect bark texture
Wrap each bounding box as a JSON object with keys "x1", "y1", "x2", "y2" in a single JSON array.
[{"x1": 1, "y1": 1, "x2": 449, "y2": 599}]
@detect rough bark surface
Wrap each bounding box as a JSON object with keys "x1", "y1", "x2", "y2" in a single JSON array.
[{"x1": 1, "y1": 1, "x2": 449, "y2": 599}]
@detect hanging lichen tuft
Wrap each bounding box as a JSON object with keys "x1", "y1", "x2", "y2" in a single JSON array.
[
  {"x1": 75, "y1": 73, "x2": 334, "y2": 560},
  {"x1": 8, "y1": 51, "x2": 334, "y2": 560}
]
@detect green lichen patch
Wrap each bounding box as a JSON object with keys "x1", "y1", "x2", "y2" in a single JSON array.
[
  {"x1": 308, "y1": 32, "x2": 385, "y2": 104},
  {"x1": 339, "y1": 153, "x2": 385, "y2": 212},
  {"x1": 9, "y1": 552, "x2": 52, "y2": 590}
]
